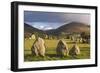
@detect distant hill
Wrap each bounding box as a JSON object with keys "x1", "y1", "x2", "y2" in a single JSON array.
[
  {"x1": 24, "y1": 23, "x2": 43, "y2": 33},
  {"x1": 24, "y1": 23, "x2": 44, "y2": 38},
  {"x1": 24, "y1": 22, "x2": 90, "y2": 38},
  {"x1": 46, "y1": 22, "x2": 90, "y2": 35}
]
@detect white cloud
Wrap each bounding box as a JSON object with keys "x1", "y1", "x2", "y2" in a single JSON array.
[
  {"x1": 25, "y1": 22, "x2": 65, "y2": 30},
  {"x1": 44, "y1": 27, "x2": 53, "y2": 30},
  {"x1": 39, "y1": 25, "x2": 45, "y2": 29}
]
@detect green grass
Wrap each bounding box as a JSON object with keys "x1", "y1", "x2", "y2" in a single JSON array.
[{"x1": 24, "y1": 39, "x2": 90, "y2": 62}]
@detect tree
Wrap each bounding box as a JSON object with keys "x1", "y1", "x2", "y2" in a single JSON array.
[{"x1": 81, "y1": 32, "x2": 90, "y2": 43}]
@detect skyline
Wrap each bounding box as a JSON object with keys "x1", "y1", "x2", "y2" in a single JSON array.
[{"x1": 24, "y1": 11, "x2": 90, "y2": 30}]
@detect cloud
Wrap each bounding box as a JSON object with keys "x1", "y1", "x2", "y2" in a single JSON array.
[
  {"x1": 39, "y1": 25, "x2": 45, "y2": 29},
  {"x1": 24, "y1": 11, "x2": 90, "y2": 30},
  {"x1": 24, "y1": 11, "x2": 90, "y2": 25},
  {"x1": 32, "y1": 23, "x2": 54, "y2": 30},
  {"x1": 32, "y1": 24, "x2": 53, "y2": 30},
  {"x1": 25, "y1": 22, "x2": 66, "y2": 30},
  {"x1": 43, "y1": 26, "x2": 53, "y2": 30}
]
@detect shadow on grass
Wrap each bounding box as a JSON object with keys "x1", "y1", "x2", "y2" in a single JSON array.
[
  {"x1": 24, "y1": 53, "x2": 80, "y2": 62},
  {"x1": 24, "y1": 47, "x2": 90, "y2": 61},
  {"x1": 46, "y1": 54, "x2": 57, "y2": 57}
]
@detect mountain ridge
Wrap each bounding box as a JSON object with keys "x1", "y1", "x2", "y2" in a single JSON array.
[{"x1": 24, "y1": 22, "x2": 90, "y2": 37}]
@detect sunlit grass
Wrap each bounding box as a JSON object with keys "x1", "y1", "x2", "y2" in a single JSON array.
[{"x1": 24, "y1": 39, "x2": 90, "y2": 61}]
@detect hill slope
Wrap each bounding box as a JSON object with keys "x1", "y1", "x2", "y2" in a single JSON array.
[
  {"x1": 24, "y1": 23, "x2": 44, "y2": 38},
  {"x1": 46, "y1": 22, "x2": 90, "y2": 35},
  {"x1": 24, "y1": 22, "x2": 90, "y2": 37}
]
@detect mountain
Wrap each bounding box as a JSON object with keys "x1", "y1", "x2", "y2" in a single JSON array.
[
  {"x1": 24, "y1": 23, "x2": 43, "y2": 33},
  {"x1": 24, "y1": 23, "x2": 44, "y2": 38},
  {"x1": 24, "y1": 22, "x2": 90, "y2": 38},
  {"x1": 46, "y1": 22, "x2": 90, "y2": 35}
]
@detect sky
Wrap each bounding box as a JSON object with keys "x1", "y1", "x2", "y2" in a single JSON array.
[{"x1": 24, "y1": 11, "x2": 90, "y2": 30}]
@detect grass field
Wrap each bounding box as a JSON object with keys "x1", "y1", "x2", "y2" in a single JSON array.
[{"x1": 24, "y1": 39, "x2": 90, "y2": 61}]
